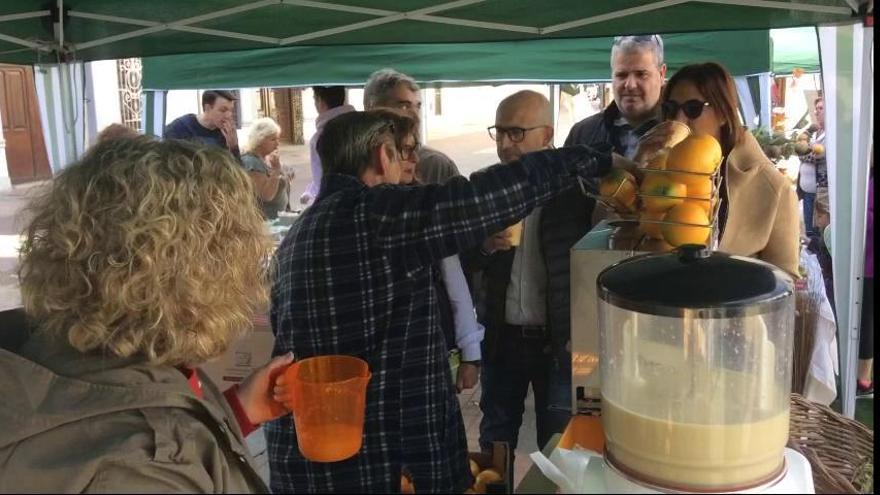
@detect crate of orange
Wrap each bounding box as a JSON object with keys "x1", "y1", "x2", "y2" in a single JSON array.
[{"x1": 400, "y1": 442, "x2": 511, "y2": 494}]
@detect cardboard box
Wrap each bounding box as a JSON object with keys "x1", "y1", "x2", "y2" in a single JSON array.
[
  {"x1": 467, "y1": 441, "x2": 512, "y2": 494},
  {"x1": 200, "y1": 311, "x2": 275, "y2": 390}
]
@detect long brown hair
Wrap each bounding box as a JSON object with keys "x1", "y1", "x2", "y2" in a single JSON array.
[{"x1": 663, "y1": 62, "x2": 745, "y2": 155}]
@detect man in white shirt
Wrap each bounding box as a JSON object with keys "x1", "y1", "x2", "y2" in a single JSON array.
[{"x1": 300, "y1": 86, "x2": 355, "y2": 205}]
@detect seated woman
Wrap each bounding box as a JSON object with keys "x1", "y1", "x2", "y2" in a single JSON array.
[
  {"x1": 0, "y1": 137, "x2": 292, "y2": 492},
  {"x1": 243, "y1": 117, "x2": 292, "y2": 219},
  {"x1": 643, "y1": 62, "x2": 800, "y2": 277}
]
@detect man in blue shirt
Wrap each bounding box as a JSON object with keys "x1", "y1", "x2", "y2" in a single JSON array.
[{"x1": 164, "y1": 90, "x2": 240, "y2": 160}]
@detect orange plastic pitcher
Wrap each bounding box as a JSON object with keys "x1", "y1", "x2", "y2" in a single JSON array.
[{"x1": 281, "y1": 355, "x2": 371, "y2": 463}]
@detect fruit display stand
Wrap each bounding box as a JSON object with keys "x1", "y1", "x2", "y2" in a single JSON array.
[
  {"x1": 632, "y1": 164, "x2": 723, "y2": 251},
  {"x1": 595, "y1": 133, "x2": 725, "y2": 253}
]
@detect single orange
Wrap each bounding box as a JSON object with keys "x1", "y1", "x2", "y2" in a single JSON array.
[
  {"x1": 684, "y1": 198, "x2": 715, "y2": 216},
  {"x1": 667, "y1": 134, "x2": 723, "y2": 182},
  {"x1": 639, "y1": 174, "x2": 687, "y2": 212},
  {"x1": 661, "y1": 202, "x2": 711, "y2": 247},
  {"x1": 641, "y1": 237, "x2": 676, "y2": 253},
  {"x1": 599, "y1": 168, "x2": 638, "y2": 213},
  {"x1": 639, "y1": 209, "x2": 666, "y2": 239},
  {"x1": 401, "y1": 475, "x2": 415, "y2": 494},
  {"x1": 686, "y1": 176, "x2": 713, "y2": 199},
  {"x1": 474, "y1": 469, "x2": 503, "y2": 494}
]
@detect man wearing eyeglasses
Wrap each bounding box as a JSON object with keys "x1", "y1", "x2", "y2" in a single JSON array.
[
  {"x1": 364, "y1": 68, "x2": 461, "y2": 185},
  {"x1": 462, "y1": 90, "x2": 593, "y2": 455},
  {"x1": 565, "y1": 35, "x2": 666, "y2": 160},
  {"x1": 267, "y1": 109, "x2": 624, "y2": 493}
]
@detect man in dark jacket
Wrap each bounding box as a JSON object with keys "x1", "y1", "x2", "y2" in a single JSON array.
[
  {"x1": 461, "y1": 91, "x2": 599, "y2": 453},
  {"x1": 165, "y1": 90, "x2": 241, "y2": 160},
  {"x1": 565, "y1": 35, "x2": 666, "y2": 157}
]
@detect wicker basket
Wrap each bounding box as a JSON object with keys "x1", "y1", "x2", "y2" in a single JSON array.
[{"x1": 788, "y1": 393, "x2": 874, "y2": 494}]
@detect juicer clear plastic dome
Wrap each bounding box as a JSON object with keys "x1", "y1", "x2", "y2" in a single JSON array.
[{"x1": 597, "y1": 247, "x2": 795, "y2": 492}]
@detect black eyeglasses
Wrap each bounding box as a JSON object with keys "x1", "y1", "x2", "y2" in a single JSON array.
[
  {"x1": 398, "y1": 142, "x2": 421, "y2": 161},
  {"x1": 487, "y1": 126, "x2": 549, "y2": 143},
  {"x1": 662, "y1": 99, "x2": 711, "y2": 120}
]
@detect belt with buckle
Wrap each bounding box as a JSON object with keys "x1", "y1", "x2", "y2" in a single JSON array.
[{"x1": 510, "y1": 324, "x2": 547, "y2": 339}]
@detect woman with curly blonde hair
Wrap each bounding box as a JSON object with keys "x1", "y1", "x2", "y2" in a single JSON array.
[{"x1": 0, "y1": 136, "x2": 291, "y2": 493}]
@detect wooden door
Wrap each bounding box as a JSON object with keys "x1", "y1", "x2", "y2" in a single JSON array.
[
  {"x1": 271, "y1": 88, "x2": 305, "y2": 145},
  {"x1": 272, "y1": 88, "x2": 294, "y2": 143},
  {"x1": 0, "y1": 64, "x2": 51, "y2": 184}
]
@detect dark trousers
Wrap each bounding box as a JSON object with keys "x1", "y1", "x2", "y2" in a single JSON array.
[
  {"x1": 802, "y1": 192, "x2": 817, "y2": 236},
  {"x1": 478, "y1": 325, "x2": 571, "y2": 452}
]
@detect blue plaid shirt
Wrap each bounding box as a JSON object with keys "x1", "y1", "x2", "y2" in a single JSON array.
[{"x1": 266, "y1": 146, "x2": 610, "y2": 493}]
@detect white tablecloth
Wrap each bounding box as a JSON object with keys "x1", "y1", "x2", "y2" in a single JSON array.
[{"x1": 800, "y1": 249, "x2": 839, "y2": 405}]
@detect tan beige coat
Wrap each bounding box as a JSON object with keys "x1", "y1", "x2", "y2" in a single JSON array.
[{"x1": 720, "y1": 132, "x2": 801, "y2": 278}]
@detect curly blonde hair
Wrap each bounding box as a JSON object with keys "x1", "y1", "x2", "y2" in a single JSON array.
[{"x1": 18, "y1": 136, "x2": 272, "y2": 366}]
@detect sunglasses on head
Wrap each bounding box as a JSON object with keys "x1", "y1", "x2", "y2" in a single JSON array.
[
  {"x1": 662, "y1": 99, "x2": 711, "y2": 120},
  {"x1": 612, "y1": 34, "x2": 663, "y2": 48}
]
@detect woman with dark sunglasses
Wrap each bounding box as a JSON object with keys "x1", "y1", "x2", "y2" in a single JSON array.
[{"x1": 639, "y1": 62, "x2": 800, "y2": 277}]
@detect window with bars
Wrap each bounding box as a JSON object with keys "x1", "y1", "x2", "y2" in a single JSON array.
[{"x1": 116, "y1": 58, "x2": 142, "y2": 132}]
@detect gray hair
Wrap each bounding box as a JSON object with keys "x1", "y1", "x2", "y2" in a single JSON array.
[
  {"x1": 363, "y1": 68, "x2": 420, "y2": 109},
  {"x1": 611, "y1": 35, "x2": 665, "y2": 68},
  {"x1": 317, "y1": 110, "x2": 413, "y2": 178},
  {"x1": 245, "y1": 117, "x2": 281, "y2": 153}
]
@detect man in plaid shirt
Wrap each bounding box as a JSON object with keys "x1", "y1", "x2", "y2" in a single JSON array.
[{"x1": 266, "y1": 110, "x2": 616, "y2": 493}]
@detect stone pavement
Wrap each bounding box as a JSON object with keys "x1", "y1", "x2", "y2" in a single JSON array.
[{"x1": 0, "y1": 181, "x2": 46, "y2": 312}]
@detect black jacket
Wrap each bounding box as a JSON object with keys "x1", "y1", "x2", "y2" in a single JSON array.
[
  {"x1": 461, "y1": 182, "x2": 595, "y2": 362},
  {"x1": 564, "y1": 101, "x2": 658, "y2": 151}
]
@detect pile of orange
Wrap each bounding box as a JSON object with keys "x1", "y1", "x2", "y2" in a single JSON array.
[{"x1": 635, "y1": 133, "x2": 722, "y2": 248}]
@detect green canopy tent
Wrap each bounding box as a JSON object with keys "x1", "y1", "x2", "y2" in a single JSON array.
[
  {"x1": 138, "y1": 30, "x2": 774, "y2": 89},
  {"x1": 0, "y1": 0, "x2": 872, "y2": 418},
  {"x1": 137, "y1": 28, "x2": 779, "y2": 135},
  {"x1": 0, "y1": 0, "x2": 858, "y2": 64},
  {"x1": 772, "y1": 26, "x2": 822, "y2": 73},
  {"x1": 135, "y1": 25, "x2": 821, "y2": 141}
]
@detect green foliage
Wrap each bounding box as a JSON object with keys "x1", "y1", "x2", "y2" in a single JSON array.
[{"x1": 750, "y1": 127, "x2": 805, "y2": 163}]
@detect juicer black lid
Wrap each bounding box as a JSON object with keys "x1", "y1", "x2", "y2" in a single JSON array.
[{"x1": 596, "y1": 245, "x2": 793, "y2": 318}]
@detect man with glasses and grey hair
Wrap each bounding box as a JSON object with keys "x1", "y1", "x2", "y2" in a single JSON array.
[
  {"x1": 565, "y1": 35, "x2": 667, "y2": 159},
  {"x1": 266, "y1": 109, "x2": 627, "y2": 493},
  {"x1": 364, "y1": 68, "x2": 461, "y2": 184}
]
